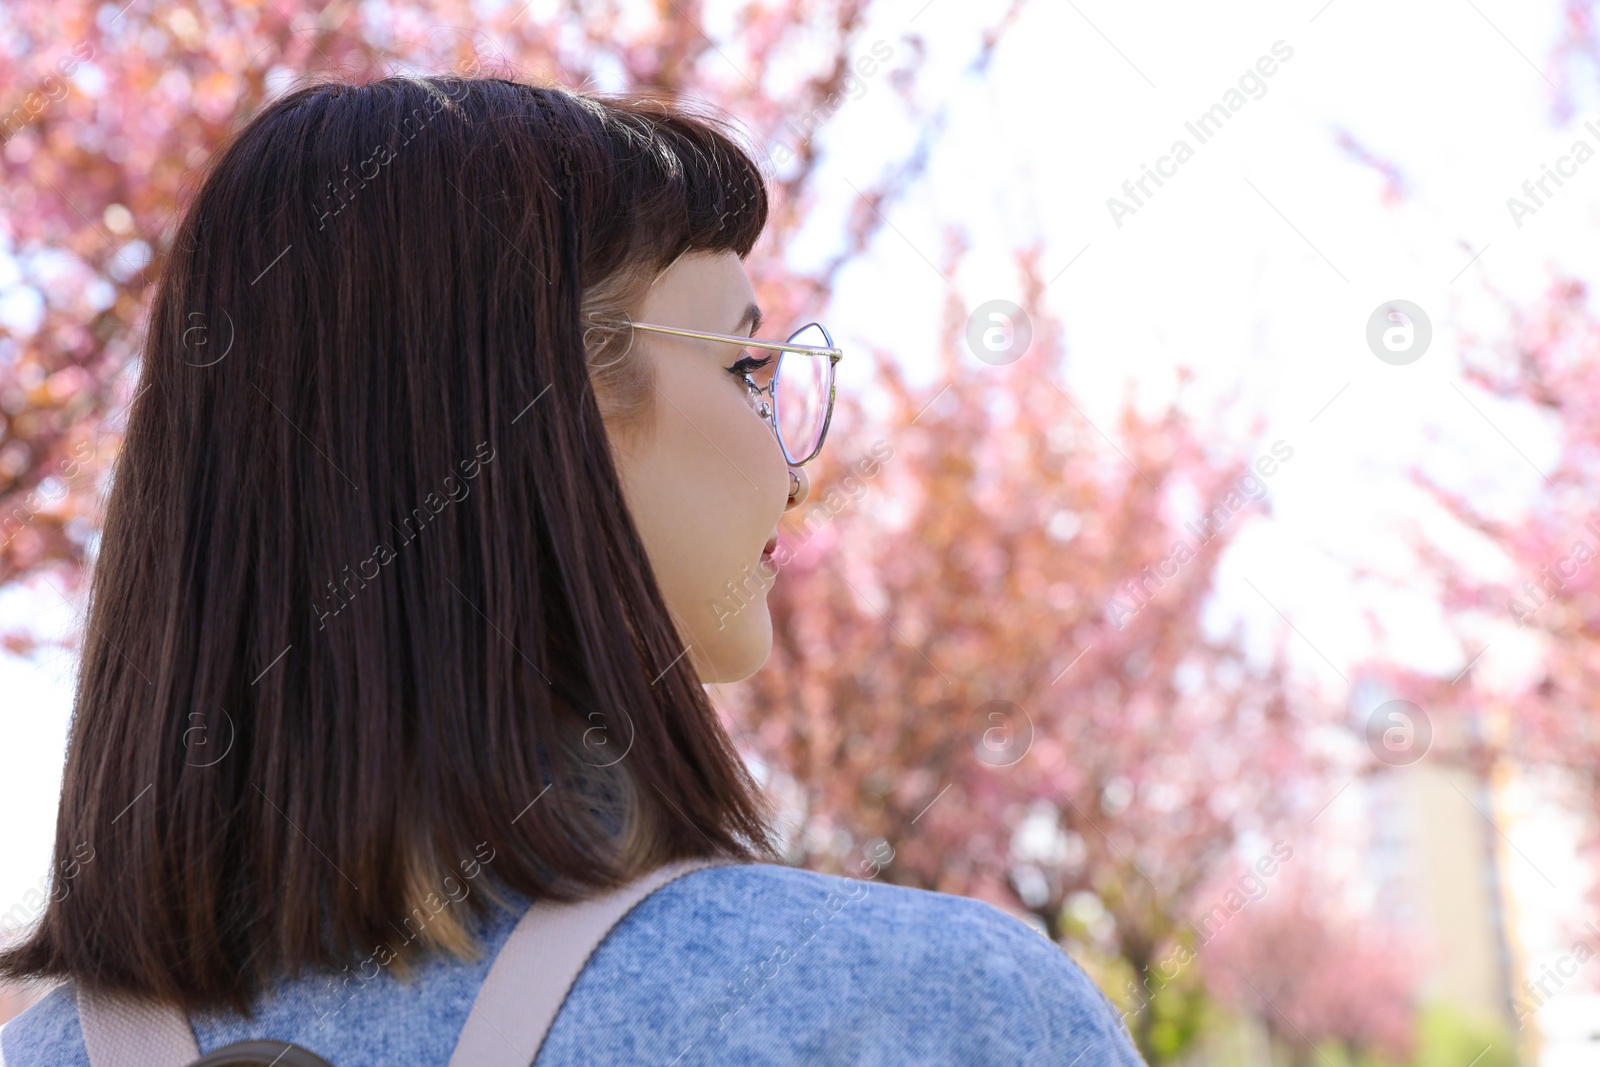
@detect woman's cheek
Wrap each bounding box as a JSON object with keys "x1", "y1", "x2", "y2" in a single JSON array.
[{"x1": 732, "y1": 398, "x2": 787, "y2": 496}]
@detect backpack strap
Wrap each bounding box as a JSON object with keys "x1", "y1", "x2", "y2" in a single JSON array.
[
  {"x1": 74, "y1": 856, "x2": 732, "y2": 1067},
  {"x1": 445, "y1": 856, "x2": 732, "y2": 1067},
  {"x1": 78, "y1": 986, "x2": 200, "y2": 1067}
]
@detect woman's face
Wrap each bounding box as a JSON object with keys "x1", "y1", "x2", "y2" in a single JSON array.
[{"x1": 602, "y1": 250, "x2": 800, "y2": 684}]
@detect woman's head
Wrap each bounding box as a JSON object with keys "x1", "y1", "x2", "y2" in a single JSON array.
[
  {"x1": 605, "y1": 248, "x2": 800, "y2": 681},
  {"x1": 0, "y1": 74, "x2": 793, "y2": 1010}
]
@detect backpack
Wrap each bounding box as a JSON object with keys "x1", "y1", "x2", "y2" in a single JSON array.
[{"x1": 72, "y1": 857, "x2": 730, "y2": 1067}]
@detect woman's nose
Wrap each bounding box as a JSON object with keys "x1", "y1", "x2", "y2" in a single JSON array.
[{"x1": 784, "y1": 466, "x2": 809, "y2": 510}]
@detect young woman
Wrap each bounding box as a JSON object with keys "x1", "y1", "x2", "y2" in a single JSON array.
[{"x1": 0, "y1": 76, "x2": 1146, "y2": 1065}]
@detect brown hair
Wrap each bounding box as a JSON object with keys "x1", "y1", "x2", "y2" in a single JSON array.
[{"x1": 0, "y1": 74, "x2": 780, "y2": 1013}]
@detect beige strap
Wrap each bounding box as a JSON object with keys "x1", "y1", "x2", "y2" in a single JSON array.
[
  {"x1": 78, "y1": 986, "x2": 200, "y2": 1067},
  {"x1": 74, "y1": 857, "x2": 730, "y2": 1067},
  {"x1": 446, "y1": 856, "x2": 732, "y2": 1067}
]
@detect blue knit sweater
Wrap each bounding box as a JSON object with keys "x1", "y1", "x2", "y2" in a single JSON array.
[{"x1": 0, "y1": 862, "x2": 1146, "y2": 1065}]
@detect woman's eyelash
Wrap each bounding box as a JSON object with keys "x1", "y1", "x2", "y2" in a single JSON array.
[{"x1": 729, "y1": 354, "x2": 774, "y2": 377}]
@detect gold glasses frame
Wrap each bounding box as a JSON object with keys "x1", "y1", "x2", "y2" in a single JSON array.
[{"x1": 624, "y1": 320, "x2": 843, "y2": 466}]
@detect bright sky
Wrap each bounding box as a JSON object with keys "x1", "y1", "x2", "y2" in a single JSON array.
[
  {"x1": 4, "y1": 0, "x2": 1598, "y2": 1053},
  {"x1": 805, "y1": 1, "x2": 1595, "y2": 1056},
  {"x1": 810, "y1": 0, "x2": 1586, "y2": 684}
]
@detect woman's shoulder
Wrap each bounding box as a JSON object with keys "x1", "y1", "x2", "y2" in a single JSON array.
[
  {"x1": 0, "y1": 861, "x2": 1148, "y2": 1066},
  {"x1": 552, "y1": 859, "x2": 1147, "y2": 1065},
  {"x1": 660, "y1": 859, "x2": 1105, "y2": 983},
  {"x1": 0, "y1": 983, "x2": 86, "y2": 1067}
]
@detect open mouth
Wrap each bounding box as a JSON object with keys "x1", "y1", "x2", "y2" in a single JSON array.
[{"x1": 761, "y1": 536, "x2": 778, "y2": 566}]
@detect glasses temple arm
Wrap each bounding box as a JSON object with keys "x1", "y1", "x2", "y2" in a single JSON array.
[{"x1": 627, "y1": 322, "x2": 843, "y2": 358}]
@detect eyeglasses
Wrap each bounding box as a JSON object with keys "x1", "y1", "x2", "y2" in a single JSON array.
[{"x1": 624, "y1": 320, "x2": 843, "y2": 466}]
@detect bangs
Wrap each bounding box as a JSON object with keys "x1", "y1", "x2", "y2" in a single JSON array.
[
  {"x1": 0, "y1": 74, "x2": 781, "y2": 1014},
  {"x1": 565, "y1": 86, "x2": 770, "y2": 277}
]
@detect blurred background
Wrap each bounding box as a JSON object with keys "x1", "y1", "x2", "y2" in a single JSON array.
[{"x1": 3, "y1": 0, "x2": 1600, "y2": 1063}]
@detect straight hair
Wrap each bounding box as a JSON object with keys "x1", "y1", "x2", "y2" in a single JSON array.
[{"x1": 0, "y1": 74, "x2": 781, "y2": 1014}]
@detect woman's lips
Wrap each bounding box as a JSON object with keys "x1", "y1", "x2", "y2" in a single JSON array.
[{"x1": 761, "y1": 536, "x2": 778, "y2": 565}]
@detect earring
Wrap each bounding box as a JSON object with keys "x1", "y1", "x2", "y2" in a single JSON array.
[{"x1": 786, "y1": 466, "x2": 809, "y2": 507}]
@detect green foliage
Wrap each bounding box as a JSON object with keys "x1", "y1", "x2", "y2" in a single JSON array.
[
  {"x1": 1406, "y1": 1002, "x2": 1519, "y2": 1067},
  {"x1": 1144, "y1": 977, "x2": 1210, "y2": 1062},
  {"x1": 1079, "y1": 946, "x2": 1210, "y2": 1064}
]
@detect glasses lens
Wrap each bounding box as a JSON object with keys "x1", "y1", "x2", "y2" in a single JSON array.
[{"x1": 775, "y1": 324, "x2": 834, "y2": 463}]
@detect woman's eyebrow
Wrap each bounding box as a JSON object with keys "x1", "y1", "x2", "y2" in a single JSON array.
[{"x1": 733, "y1": 302, "x2": 763, "y2": 337}]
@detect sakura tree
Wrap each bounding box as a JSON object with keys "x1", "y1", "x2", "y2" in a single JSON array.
[
  {"x1": 1, "y1": 1, "x2": 1403, "y2": 1059},
  {"x1": 718, "y1": 246, "x2": 1342, "y2": 1060},
  {"x1": 1398, "y1": 275, "x2": 1600, "y2": 918},
  {"x1": 0, "y1": 0, "x2": 958, "y2": 645}
]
